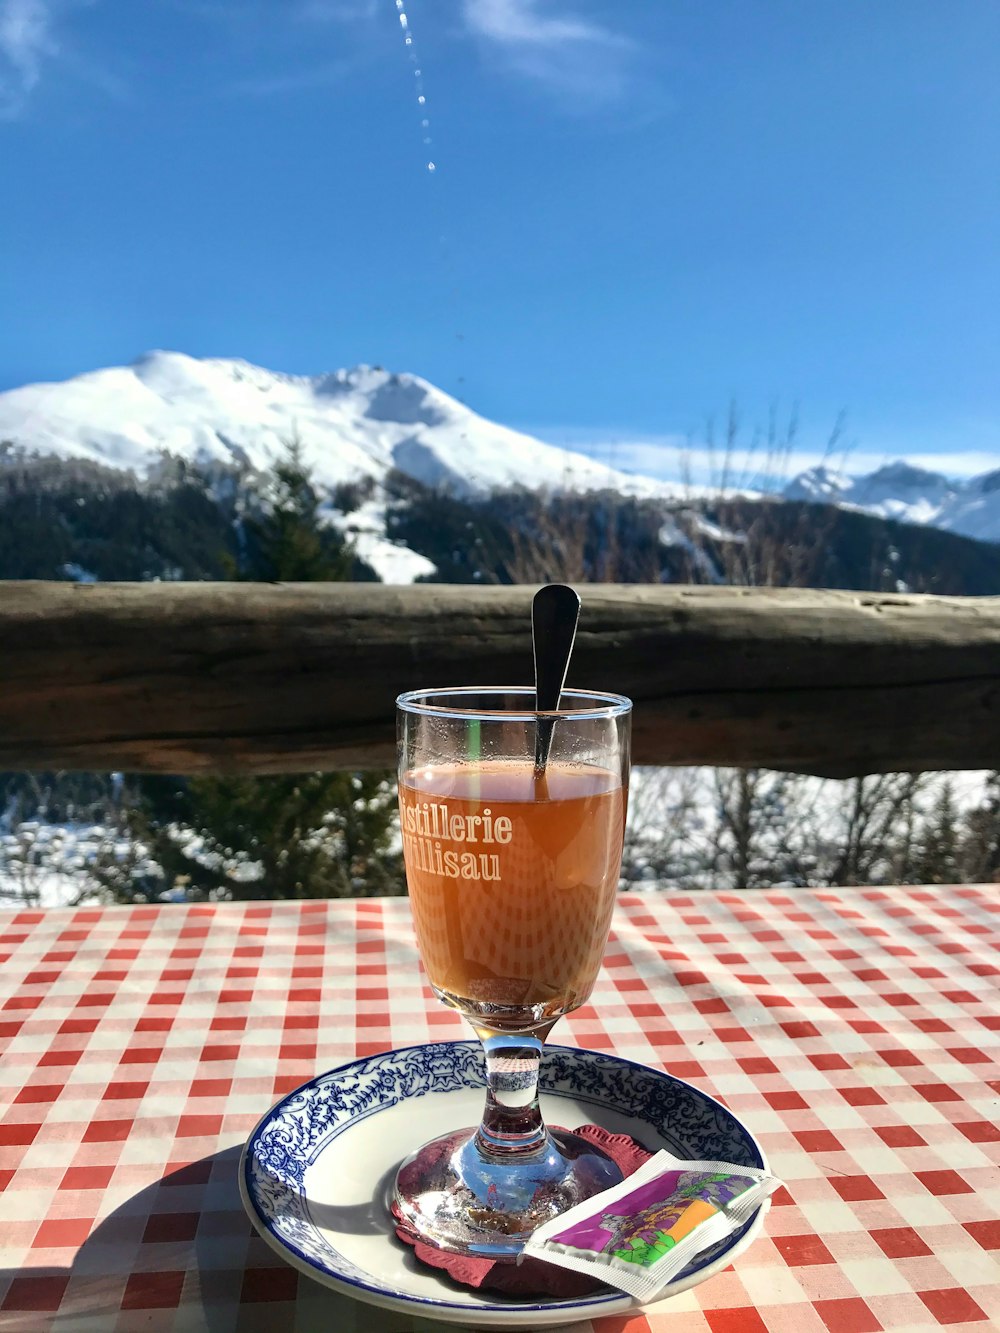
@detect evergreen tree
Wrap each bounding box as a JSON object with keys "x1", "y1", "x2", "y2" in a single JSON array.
[
  {"x1": 914, "y1": 781, "x2": 961, "y2": 885},
  {"x1": 99, "y1": 770, "x2": 400, "y2": 901},
  {"x1": 98, "y1": 442, "x2": 403, "y2": 902},
  {"x1": 962, "y1": 772, "x2": 1000, "y2": 883},
  {"x1": 237, "y1": 441, "x2": 353, "y2": 581}
]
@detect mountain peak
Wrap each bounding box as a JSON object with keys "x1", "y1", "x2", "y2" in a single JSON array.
[
  {"x1": 309, "y1": 364, "x2": 450, "y2": 428},
  {"x1": 782, "y1": 465, "x2": 853, "y2": 502},
  {"x1": 313, "y1": 363, "x2": 393, "y2": 392},
  {"x1": 970, "y1": 468, "x2": 1000, "y2": 496},
  {"x1": 2, "y1": 352, "x2": 996, "y2": 556},
  {"x1": 863, "y1": 461, "x2": 950, "y2": 489},
  {"x1": 0, "y1": 346, "x2": 678, "y2": 503},
  {"x1": 784, "y1": 457, "x2": 997, "y2": 542}
]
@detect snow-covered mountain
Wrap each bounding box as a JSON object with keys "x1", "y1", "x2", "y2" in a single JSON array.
[
  {"x1": 1, "y1": 353, "x2": 996, "y2": 577},
  {"x1": 0, "y1": 352, "x2": 698, "y2": 581},
  {"x1": 784, "y1": 461, "x2": 1000, "y2": 543},
  {"x1": 0, "y1": 350, "x2": 678, "y2": 500}
]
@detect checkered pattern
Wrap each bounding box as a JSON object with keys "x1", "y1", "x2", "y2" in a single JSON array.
[{"x1": 1, "y1": 887, "x2": 998, "y2": 1332}]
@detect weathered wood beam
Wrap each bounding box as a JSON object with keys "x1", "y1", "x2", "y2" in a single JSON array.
[{"x1": 0, "y1": 582, "x2": 996, "y2": 778}]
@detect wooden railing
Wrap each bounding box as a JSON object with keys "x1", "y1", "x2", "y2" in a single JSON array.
[{"x1": 0, "y1": 582, "x2": 997, "y2": 778}]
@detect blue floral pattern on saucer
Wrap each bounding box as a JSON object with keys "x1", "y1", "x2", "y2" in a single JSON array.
[{"x1": 241, "y1": 1041, "x2": 767, "y2": 1321}]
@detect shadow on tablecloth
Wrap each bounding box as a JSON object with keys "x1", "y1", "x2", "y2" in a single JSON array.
[{"x1": 1, "y1": 1149, "x2": 465, "y2": 1333}]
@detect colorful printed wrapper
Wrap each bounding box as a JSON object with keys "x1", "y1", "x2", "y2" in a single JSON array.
[{"x1": 522, "y1": 1150, "x2": 780, "y2": 1302}]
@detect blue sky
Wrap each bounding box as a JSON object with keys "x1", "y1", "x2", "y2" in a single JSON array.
[{"x1": 1, "y1": 0, "x2": 998, "y2": 480}]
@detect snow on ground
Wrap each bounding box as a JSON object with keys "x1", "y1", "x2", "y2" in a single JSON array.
[
  {"x1": 332, "y1": 496, "x2": 436, "y2": 584},
  {"x1": 622, "y1": 766, "x2": 993, "y2": 889},
  {"x1": 2, "y1": 770, "x2": 992, "y2": 909},
  {"x1": 0, "y1": 823, "x2": 109, "y2": 909},
  {"x1": 0, "y1": 869, "x2": 97, "y2": 909},
  {"x1": 353, "y1": 532, "x2": 436, "y2": 584}
]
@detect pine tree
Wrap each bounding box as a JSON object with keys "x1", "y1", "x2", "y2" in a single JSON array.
[
  {"x1": 237, "y1": 440, "x2": 353, "y2": 581},
  {"x1": 962, "y1": 772, "x2": 1000, "y2": 884},
  {"x1": 97, "y1": 442, "x2": 403, "y2": 902},
  {"x1": 914, "y1": 781, "x2": 961, "y2": 885}
]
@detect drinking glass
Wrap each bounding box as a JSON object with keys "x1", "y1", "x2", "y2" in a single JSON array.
[{"x1": 394, "y1": 686, "x2": 632, "y2": 1258}]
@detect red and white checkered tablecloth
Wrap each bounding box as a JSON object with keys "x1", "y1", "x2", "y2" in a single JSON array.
[{"x1": 1, "y1": 887, "x2": 998, "y2": 1333}]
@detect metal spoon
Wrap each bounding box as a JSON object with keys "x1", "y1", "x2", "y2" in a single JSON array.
[{"x1": 532, "y1": 583, "x2": 582, "y2": 778}]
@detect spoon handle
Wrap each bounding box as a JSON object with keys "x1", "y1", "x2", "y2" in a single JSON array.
[{"x1": 532, "y1": 583, "x2": 582, "y2": 776}]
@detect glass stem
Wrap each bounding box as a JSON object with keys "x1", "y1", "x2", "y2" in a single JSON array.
[{"x1": 474, "y1": 1027, "x2": 553, "y2": 1158}]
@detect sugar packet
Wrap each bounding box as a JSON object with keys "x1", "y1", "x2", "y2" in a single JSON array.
[{"x1": 522, "y1": 1149, "x2": 780, "y2": 1302}]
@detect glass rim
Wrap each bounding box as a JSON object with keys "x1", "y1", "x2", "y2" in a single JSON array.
[{"x1": 396, "y1": 685, "x2": 632, "y2": 722}]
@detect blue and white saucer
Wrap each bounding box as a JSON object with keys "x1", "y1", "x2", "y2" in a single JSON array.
[{"x1": 239, "y1": 1041, "x2": 769, "y2": 1328}]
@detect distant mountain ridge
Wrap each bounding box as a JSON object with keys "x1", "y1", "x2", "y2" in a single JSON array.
[
  {"x1": 783, "y1": 461, "x2": 1000, "y2": 543},
  {"x1": 0, "y1": 351, "x2": 996, "y2": 550}
]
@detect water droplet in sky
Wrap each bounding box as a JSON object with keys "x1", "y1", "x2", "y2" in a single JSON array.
[{"x1": 389, "y1": 0, "x2": 436, "y2": 173}]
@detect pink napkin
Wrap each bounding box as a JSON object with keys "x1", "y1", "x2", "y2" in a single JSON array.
[{"x1": 391, "y1": 1125, "x2": 653, "y2": 1297}]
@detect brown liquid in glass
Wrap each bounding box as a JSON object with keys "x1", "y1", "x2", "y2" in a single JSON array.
[{"x1": 400, "y1": 762, "x2": 625, "y2": 1018}]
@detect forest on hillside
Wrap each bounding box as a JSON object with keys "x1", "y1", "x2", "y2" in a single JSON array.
[
  {"x1": 3, "y1": 442, "x2": 1000, "y2": 594},
  {"x1": 1, "y1": 445, "x2": 998, "y2": 905}
]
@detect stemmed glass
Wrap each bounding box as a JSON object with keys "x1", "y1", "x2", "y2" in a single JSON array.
[{"x1": 394, "y1": 686, "x2": 632, "y2": 1258}]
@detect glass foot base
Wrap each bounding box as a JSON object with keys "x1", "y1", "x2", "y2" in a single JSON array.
[{"x1": 393, "y1": 1126, "x2": 623, "y2": 1259}]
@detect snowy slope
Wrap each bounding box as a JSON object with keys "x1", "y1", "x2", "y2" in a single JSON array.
[
  {"x1": 2, "y1": 352, "x2": 996, "y2": 564},
  {"x1": 935, "y1": 469, "x2": 1000, "y2": 543},
  {"x1": 0, "y1": 352, "x2": 706, "y2": 582},
  {"x1": 0, "y1": 351, "x2": 682, "y2": 501},
  {"x1": 782, "y1": 465, "x2": 854, "y2": 506},
  {"x1": 785, "y1": 461, "x2": 1000, "y2": 542}
]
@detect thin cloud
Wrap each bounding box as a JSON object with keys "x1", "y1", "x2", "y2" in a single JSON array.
[
  {"x1": 530, "y1": 430, "x2": 999, "y2": 488},
  {"x1": 460, "y1": 0, "x2": 636, "y2": 105},
  {"x1": 165, "y1": 0, "x2": 374, "y2": 98},
  {"x1": 0, "y1": 0, "x2": 53, "y2": 117},
  {"x1": 0, "y1": 0, "x2": 123, "y2": 116},
  {"x1": 463, "y1": 0, "x2": 625, "y2": 47}
]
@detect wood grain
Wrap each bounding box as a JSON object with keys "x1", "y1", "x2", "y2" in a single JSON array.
[{"x1": 0, "y1": 582, "x2": 997, "y2": 777}]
